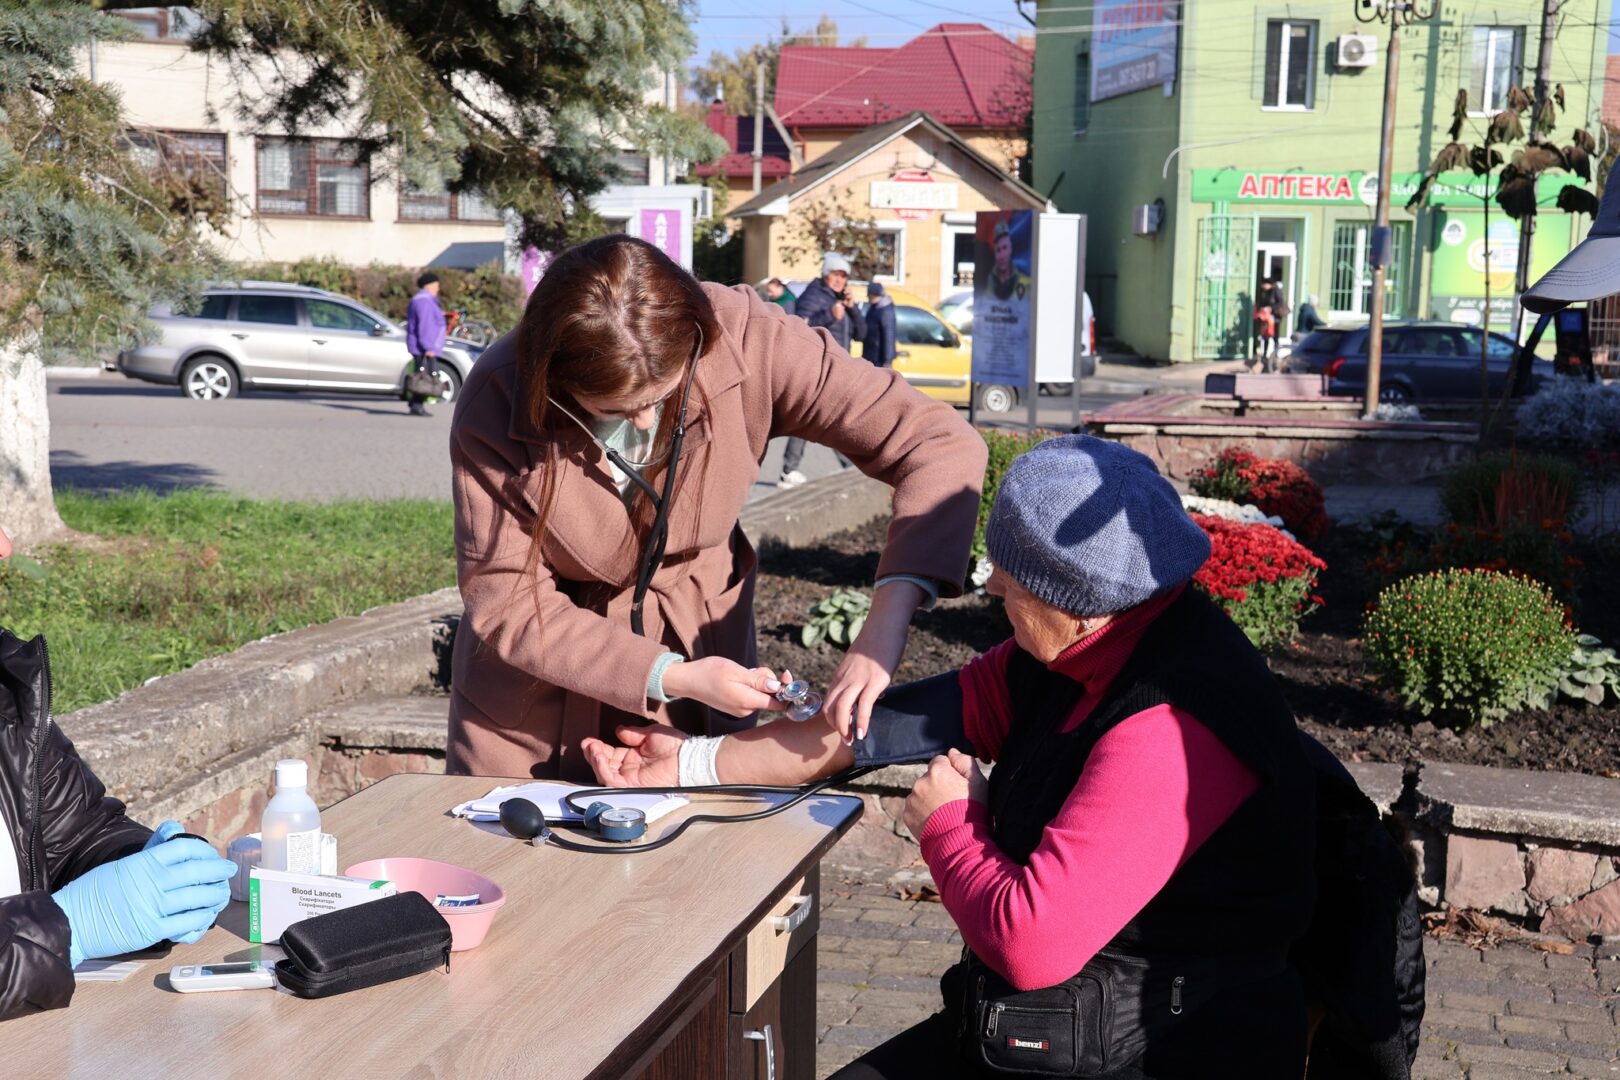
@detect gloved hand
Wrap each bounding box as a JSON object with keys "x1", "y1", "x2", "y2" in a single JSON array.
[
  {"x1": 52, "y1": 838, "x2": 235, "y2": 966},
  {"x1": 142, "y1": 820, "x2": 186, "y2": 850}
]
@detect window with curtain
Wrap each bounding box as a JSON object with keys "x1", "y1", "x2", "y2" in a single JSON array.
[
  {"x1": 1263, "y1": 20, "x2": 1317, "y2": 109},
  {"x1": 256, "y1": 137, "x2": 370, "y2": 218},
  {"x1": 399, "y1": 184, "x2": 502, "y2": 222},
  {"x1": 122, "y1": 129, "x2": 228, "y2": 209},
  {"x1": 1329, "y1": 221, "x2": 1409, "y2": 317},
  {"x1": 1470, "y1": 27, "x2": 1524, "y2": 114}
]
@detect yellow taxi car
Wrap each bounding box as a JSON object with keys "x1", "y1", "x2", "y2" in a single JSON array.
[{"x1": 783, "y1": 281, "x2": 1016, "y2": 413}]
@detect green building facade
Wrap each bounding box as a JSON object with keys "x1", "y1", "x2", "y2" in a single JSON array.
[{"x1": 1033, "y1": 0, "x2": 1607, "y2": 363}]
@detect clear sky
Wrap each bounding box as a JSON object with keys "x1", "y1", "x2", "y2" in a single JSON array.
[{"x1": 690, "y1": 0, "x2": 1029, "y2": 64}]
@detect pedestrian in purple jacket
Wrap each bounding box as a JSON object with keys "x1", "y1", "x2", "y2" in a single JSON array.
[{"x1": 405, "y1": 272, "x2": 448, "y2": 416}]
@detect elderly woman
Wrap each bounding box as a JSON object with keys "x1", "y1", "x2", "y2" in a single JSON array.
[{"x1": 584, "y1": 435, "x2": 1317, "y2": 1077}]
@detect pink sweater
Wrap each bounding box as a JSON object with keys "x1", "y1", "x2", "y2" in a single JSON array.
[{"x1": 917, "y1": 589, "x2": 1261, "y2": 991}]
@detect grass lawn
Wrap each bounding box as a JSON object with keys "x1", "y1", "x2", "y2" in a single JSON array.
[{"x1": 1, "y1": 490, "x2": 456, "y2": 714}]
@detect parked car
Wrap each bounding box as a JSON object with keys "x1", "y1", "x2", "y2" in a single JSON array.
[
  {"x1": 938, "y1": 288, "x2": 1098, "y2": 391},
  {"x1": 116, "y1": 281, "x2": 480, "y2": 401},
  {"x1": 1290, "y1": 320, "x2": 1548, "y2": 404}
]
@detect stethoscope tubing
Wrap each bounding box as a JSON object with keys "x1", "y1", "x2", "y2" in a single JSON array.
[{"x1": 538, "y1": 767, "x2": 877, "y2": 854}]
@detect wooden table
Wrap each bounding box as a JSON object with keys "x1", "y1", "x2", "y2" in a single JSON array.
[{"x1": 4, "y1": 774, "x2": 863, "y2": 1079}]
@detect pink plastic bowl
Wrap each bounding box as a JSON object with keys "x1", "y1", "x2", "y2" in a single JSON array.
[{"x1": 345, "y1": 857, "x2": 505, "y2": 951}]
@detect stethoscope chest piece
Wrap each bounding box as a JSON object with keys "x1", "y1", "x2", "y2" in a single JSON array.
[{"x1": 584, "y1": 802, "x2": 648, "y2": 842}]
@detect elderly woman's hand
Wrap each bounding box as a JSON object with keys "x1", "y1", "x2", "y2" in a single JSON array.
[
  {"x1": 581, "y1": 724, "x2": 687, "y2": 788},
  {"x1": 902, "y1": 749, "x2": 986, "y2": 839}
]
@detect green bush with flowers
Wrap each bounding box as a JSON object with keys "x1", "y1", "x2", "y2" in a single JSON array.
[
  {"x1": 1190, "y1": 448, "x2": 1331, "y2": 540},
  {"x1": 1363, "y1": 569, "x2": 1573, "y2": 726},
  {"x1": 1189, "y1": 514, "x2": 1325, "y2": 651}
]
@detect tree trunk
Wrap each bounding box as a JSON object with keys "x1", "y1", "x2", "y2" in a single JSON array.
[{"x1": 1, "y1": 339, "x2": 64, "y2": 547}]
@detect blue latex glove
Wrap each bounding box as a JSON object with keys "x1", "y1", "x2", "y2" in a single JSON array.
[
  {"x1": 52, "y1": 839, "x2": 235, "y2": 967},
  {"x1": 142, "y1": 820, "x2": 186, "y2": 850}
]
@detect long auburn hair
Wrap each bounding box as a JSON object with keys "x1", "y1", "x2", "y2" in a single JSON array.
[{"x1": 515, "y1": 235, "x2": 720, "y2": 623}]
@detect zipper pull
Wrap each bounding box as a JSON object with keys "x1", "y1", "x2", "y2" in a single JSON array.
[
  {"x1": 984, "y1": 1002, "x2": 1004, "y2": 1037},
  {"x1": 1170, "y1": 975, "x2": 1184, "y2": 1016}
]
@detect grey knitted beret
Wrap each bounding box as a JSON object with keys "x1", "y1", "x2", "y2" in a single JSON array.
[{"x1": 986, "y1": 435, "x2": 1212, "y2": 617}]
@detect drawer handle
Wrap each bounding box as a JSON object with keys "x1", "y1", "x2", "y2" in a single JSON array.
[
  {"x1": 743, "y1": 1023, "x2": 776, "y2": 1080},
  {"x1": 772, "y1": 894, "x2": 812, "y2": 935}
]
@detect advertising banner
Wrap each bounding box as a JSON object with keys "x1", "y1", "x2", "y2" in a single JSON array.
[
  {"x1": 1190, "y1": 168, "x2": 1584, "y2": 208},
  {"x1": 520, "y1": 246, "x2": 550, "y2": 299},
  {"x1": 971, "y1": 210, "x2": 1036, "y2": 388},
  {"x1": 638, "y1": 208, "x2": 685, "y2": 265},
  {"x1": 1430, "y1": 211, "x2": 1572, "y2": 330},
  {"x1": 1092, "y1": 0, "x2": 1180, "y2": 102}
]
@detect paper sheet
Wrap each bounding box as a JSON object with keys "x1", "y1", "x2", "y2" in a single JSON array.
[
  {"x1": 450, "y1": 782, "x2": 687, "y2": 824},
  {"x1": 73, "y1": 960, "x2": 143, "y2": 983}
]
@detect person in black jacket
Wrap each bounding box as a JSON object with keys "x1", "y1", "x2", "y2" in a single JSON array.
[
  {"x1": 777, "y1": 252, "x2": 867, "y2": 487},
  {"x1": 0, "y1": 528, "x2": 236, "y2": 1021},
  {"x1": 861, "y1": 282, "x2": 898, "y2": 367}
]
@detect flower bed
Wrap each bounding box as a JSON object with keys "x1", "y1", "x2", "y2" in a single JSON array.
[
  {"x1": 1188, "y1": 514, "x2": 1324, "y2": 652},
  {"x1": 1190, "y1": 448, "x2": 1331, "y2": 540}
]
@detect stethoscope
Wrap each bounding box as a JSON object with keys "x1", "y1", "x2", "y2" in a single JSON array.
[
  {"x1": 548, "y1": 326, "x2": 704, "y2": 638},
  {"x1": 497, "y1": 768, "x2": 876, "y2": 854}
]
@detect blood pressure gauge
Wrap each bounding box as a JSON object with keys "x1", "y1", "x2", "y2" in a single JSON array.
[
  {"x1": 775, "y1": 680, "x2": 823, "y2": 722},
  {"x1": 583, "y1": 802, "x2": 648, "y2": 842}
]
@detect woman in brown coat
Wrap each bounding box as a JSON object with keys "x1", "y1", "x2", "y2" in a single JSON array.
[{"x1": 447, "y1": 236, "x2": 987, "y2": 781}]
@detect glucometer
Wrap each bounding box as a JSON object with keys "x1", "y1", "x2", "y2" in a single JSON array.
[{"x1": 170, "y1": 960, "x2": 276, "y2": 993}]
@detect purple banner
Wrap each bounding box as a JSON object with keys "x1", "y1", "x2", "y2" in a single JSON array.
[
  {"x1": 639, "y1": 208, "x2": 684, "y2": 264},
  {"x1": 520, "y1": 246, "x2": 550, "y2": 299}
]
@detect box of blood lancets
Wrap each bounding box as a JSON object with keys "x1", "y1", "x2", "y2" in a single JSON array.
[{"x1": 248, "y1": 867, "x2": 396, "y2": 943}]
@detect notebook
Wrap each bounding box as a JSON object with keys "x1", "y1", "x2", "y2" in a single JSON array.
[{"x1": 450, "y1": 782, "x2": 688, "y2": 825}]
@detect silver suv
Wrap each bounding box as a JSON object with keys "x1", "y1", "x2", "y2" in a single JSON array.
[{"x1": 115, "y1": 281, "x2": 480, "y2": 401}]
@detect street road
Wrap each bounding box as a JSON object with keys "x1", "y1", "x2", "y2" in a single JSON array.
[{"x1": 46, "y1": 372, "x2": 1143, "y2": 502}]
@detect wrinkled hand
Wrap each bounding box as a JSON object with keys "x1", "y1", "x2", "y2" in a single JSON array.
[
  {"x1": 52, "y1": 839, "x2": 235, "y2": 966},
  {"x1": 663, "y1": 657, "x2": 783, "y2": 718},
  {"x1": 902, "y1": 750, "x2": 985, "y2": 839},
  {"x1": 581, "y1": 724, "x2": 688, "y2": 788}
]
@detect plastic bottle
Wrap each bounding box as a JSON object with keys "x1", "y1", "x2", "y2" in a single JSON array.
[{"x1": 260, "y1": 759, "x2": 322, "y2": 874}]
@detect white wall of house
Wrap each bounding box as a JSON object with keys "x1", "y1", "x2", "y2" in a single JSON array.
[{"x1": 87, "y1": 37, "x2": 690, "y2": 271}]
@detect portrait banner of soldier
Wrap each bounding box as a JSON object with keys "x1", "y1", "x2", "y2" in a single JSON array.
[{"x1": 971, "y1": 210, "x2": 1035, "y2": 387}]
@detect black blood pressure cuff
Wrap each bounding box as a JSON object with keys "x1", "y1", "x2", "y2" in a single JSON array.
[{"x1": 852, "y1": 671, "x2": 974, "y2": 767}]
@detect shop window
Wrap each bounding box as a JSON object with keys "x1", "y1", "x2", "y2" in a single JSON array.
[
  {"x1": 1073, "y1": 43, "x2": 1091, "y2": 136},
  {"x1": 256, "y1": 137, "x2": 370, "y2": 218},
  {"x1": 1470, "y1": 27, "x2": 1523, "y2": 114},
  {"x1": 122, "y1": 129, "x2": 228, "y2": 210},
  {"x1": 1263, "y1": 20, "x2": 1316, "y2": 110},
  {"x1": 399, "y1": 183, "x2": 502, "y2": 222},
  {"x1": 1329, "y1": 221, "x2": 1408, "y2": 318},
  {"x1": 871, "y1": 225, "x2": 905, "y2": 282}
]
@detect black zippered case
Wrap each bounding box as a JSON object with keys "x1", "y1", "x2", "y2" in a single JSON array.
[{"x1": 273, "y1": 891, "x2": 452, "y2": 999}]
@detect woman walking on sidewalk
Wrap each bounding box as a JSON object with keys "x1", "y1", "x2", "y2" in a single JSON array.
[{"x1": 445, "y1": 235, "x2": 986, "y2": 781}]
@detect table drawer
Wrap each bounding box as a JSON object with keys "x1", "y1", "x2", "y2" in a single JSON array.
[{"x1": 731, "y1": 866, "x2": 818, "y2": 1013}]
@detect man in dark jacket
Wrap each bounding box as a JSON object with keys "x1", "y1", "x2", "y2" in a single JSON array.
[
  {"x1": 778, "y1": 252, "x2": 867, "y2": 487},
  {"x1": 1, "y1": 529, "x2": 235, "y2": 1020},
  {"x1": 860, "y1": 282, "x2": 898, "y2": 367}
]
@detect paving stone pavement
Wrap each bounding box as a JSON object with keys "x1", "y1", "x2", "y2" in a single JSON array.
[{"x1": 814, "y1": 882, "x2": 1620, "y2": 1079}]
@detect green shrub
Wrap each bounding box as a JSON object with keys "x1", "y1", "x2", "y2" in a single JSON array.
[
  {"x1": 1189, "y1": 514, "x2": 1326, "y2": 651},
  {"x1": 973, "y1": 428, "x2": 1060, "y2": 559},
  {"x1": 1441, "y1": 451, "x2": 1582, "y2": 529},
  {"x1": 235, "y1": 257, "x2": 524, "y2": 333},
  {"x1": 1556, "y1": 634, "x2": 1620, "y2": 707},
  {"x1": 1363, "y1": 569, "x2": 1573, "y2": 726},
  {"x1": 800, "y1": 588, "x2": 871, "y2": 649}
]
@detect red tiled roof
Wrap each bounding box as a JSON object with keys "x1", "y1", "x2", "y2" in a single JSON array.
[
  {"x1": 1606, "y1": 56, "x2": 1620, "y2": 129},
  {"x1": 694, "y1": 101, "x2": 793, "y2": 180},
  {"x1": 775, "y1": 23, "x2": 1030, "y2": 129}
]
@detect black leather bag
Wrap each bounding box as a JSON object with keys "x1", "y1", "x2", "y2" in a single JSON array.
[
  {"x1": 963, "y1": 962, "x2": 1112, "y2": 1077},
  {"x1": 403, "y1": 369, "x2": 446, "y2": 397},
  {"x1": 274, "y1": 892, "x2": 451, "y2": 999}
]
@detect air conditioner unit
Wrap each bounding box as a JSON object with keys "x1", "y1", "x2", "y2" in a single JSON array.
[{"x1": 1336, "y1": 34, "x2": 1377, "y2": 69}]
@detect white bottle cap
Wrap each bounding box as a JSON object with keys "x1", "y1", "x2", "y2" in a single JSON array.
[{"x1": 274, "y1": 758, "x2": 308, "y2": 789}]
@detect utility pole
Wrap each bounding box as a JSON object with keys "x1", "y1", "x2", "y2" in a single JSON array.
[
  {"x1": 1357, "y1": 0, "x2": 1438, "y2": 419},
  {"x1": 1510, "y1": 0, "x2": 1561, "y2": 345},
  {"x1": 752, "y1": 62, "x2": 766, "y2": 195}
]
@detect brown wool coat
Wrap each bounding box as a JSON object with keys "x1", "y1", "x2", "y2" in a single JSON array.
[{"x1": 446, "y1": 282, "x2": 988, "y2": 781}]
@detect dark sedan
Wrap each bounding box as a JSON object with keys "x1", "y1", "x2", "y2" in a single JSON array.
[{"x1": 1290, "y1": 321, "x2": 1547, "y2": 404}]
